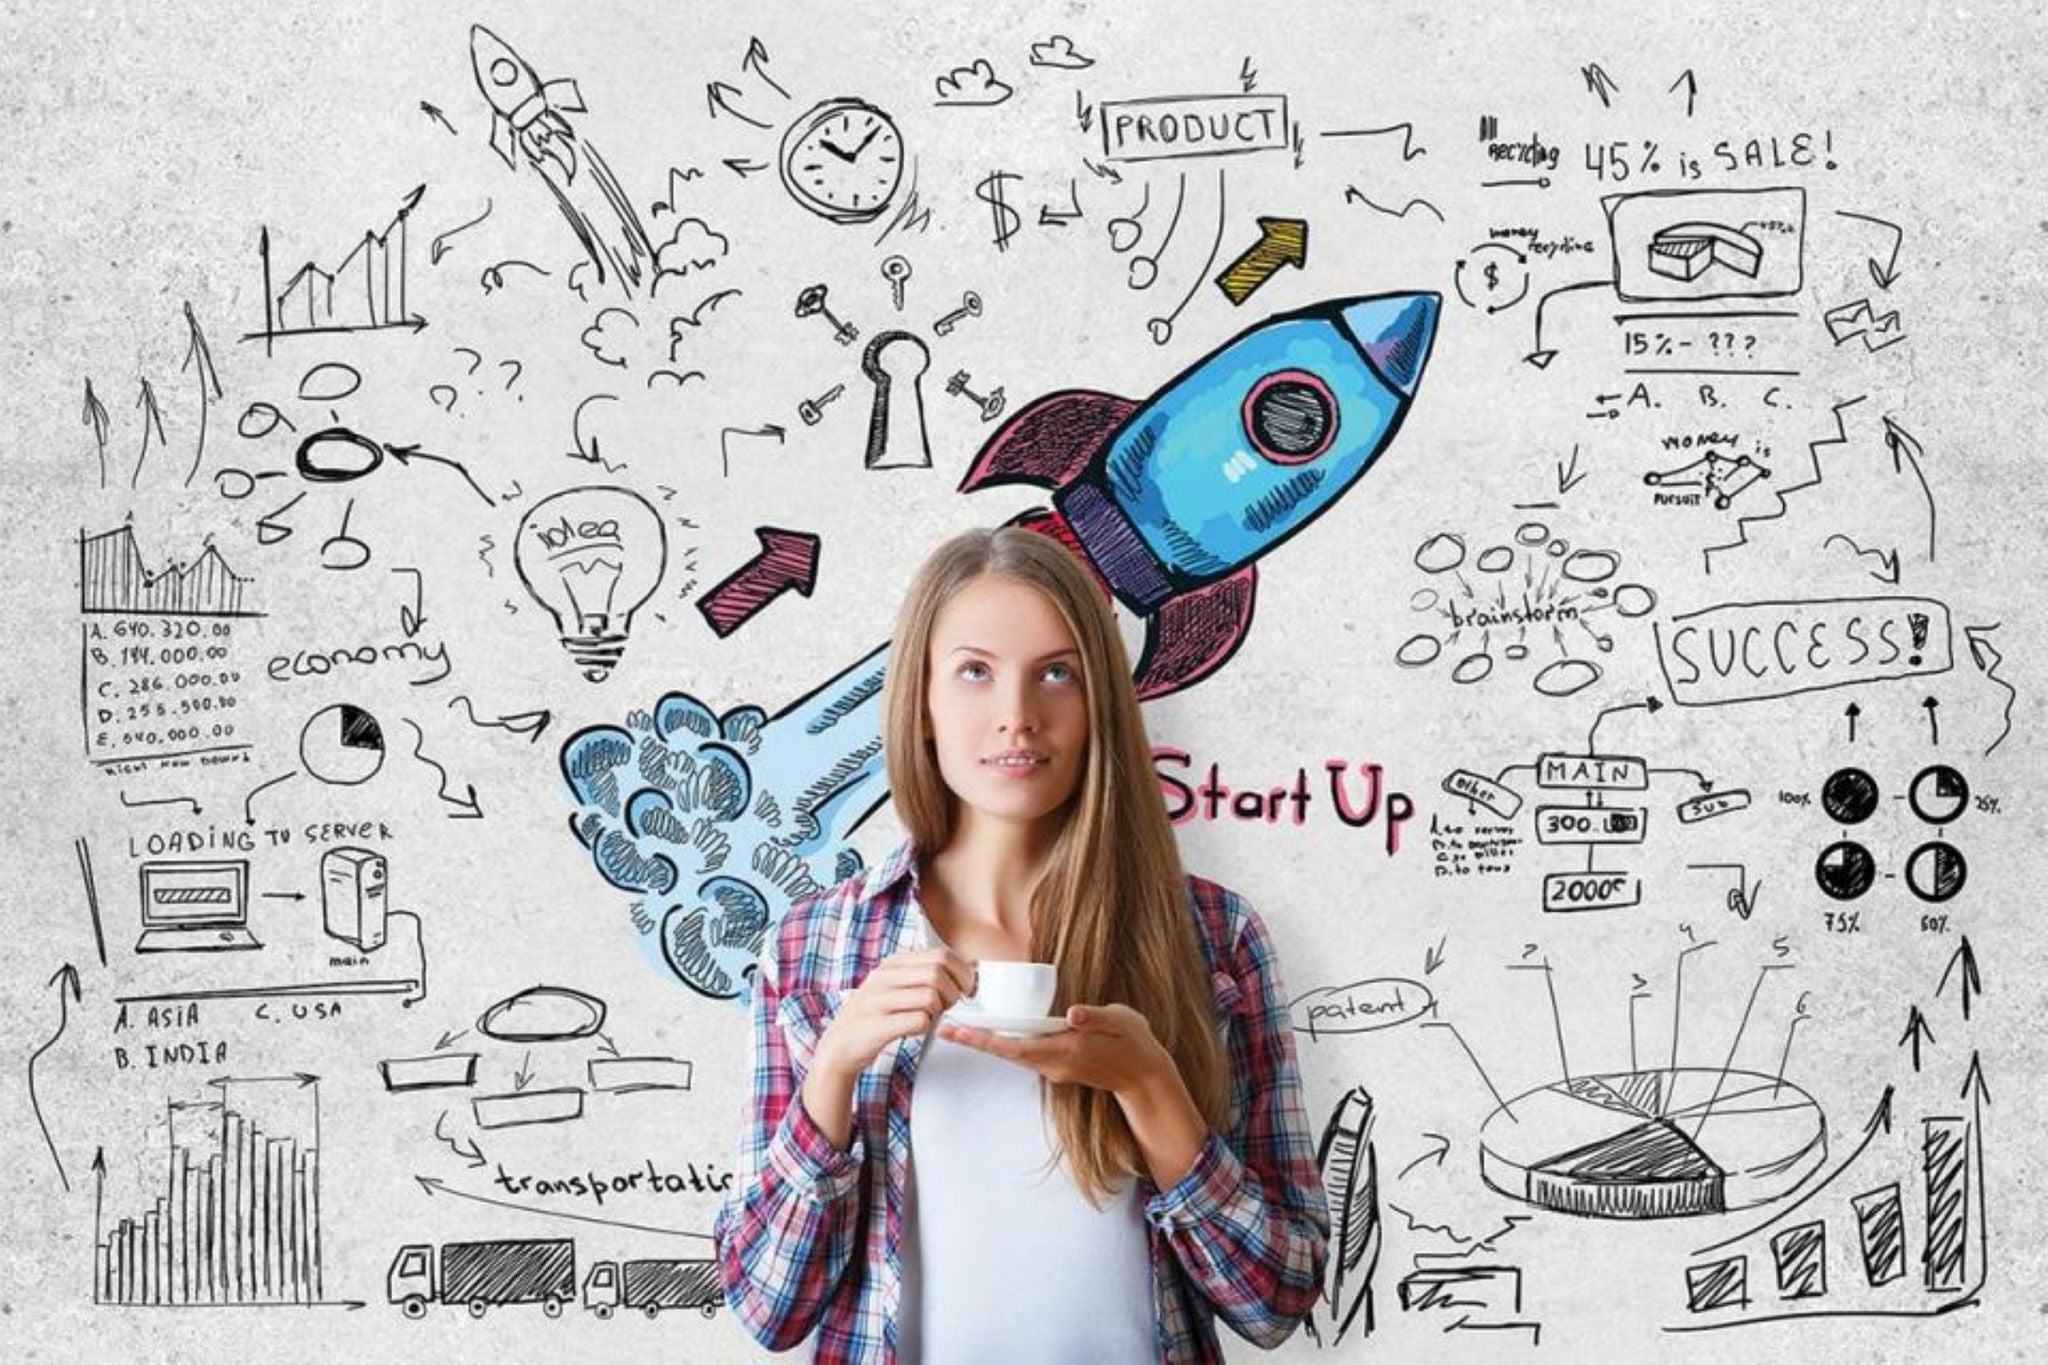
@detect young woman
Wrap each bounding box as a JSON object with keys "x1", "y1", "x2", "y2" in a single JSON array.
[{"x1": 715, "y1": 526, "x2": 1329, "y2": 1362}]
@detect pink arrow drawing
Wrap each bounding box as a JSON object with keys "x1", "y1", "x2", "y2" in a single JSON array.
[{"x1": 696, "y1": 528, "x2": 820, "y2": 638}]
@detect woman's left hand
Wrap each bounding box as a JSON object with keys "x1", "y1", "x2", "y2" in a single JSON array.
[{"x1": 937, "y1": 1002, "x2": 1171, "y2": 1099}]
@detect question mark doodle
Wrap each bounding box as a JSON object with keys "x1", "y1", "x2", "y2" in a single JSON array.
[
  {"x1": 498, "y1": 359, "x2": 524, "y2": 399},
  {"x1": 429, "y1": 384, "x2": 459, "y2": 413}
]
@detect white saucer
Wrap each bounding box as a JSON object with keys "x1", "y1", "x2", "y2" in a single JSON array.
[{"x1": 941, "y1": 1010, "x2": 1071, "y2": 1038}]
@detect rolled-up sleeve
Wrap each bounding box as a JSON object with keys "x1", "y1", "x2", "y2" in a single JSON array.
[
  {"x1": 712, "y1": 903, "x2": 867, "y2": 1351},
  {"x1": 1144, "y1": 895, "x2": 1330, "y2": 1349}
]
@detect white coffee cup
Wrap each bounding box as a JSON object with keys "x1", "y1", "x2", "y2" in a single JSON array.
[{"x1": 972, "y1": 961, "x2": 1058, "y2": 1018}]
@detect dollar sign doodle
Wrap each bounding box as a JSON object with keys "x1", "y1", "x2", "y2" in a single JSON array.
[
  {"x1": 975, "y1": 171, "x2": 1022, "y2": 253},
  {"x1": 1483, "y1": 260, "x2": 1500, "y2": 291}
]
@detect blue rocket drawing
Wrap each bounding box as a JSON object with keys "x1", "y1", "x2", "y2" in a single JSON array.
[{"x1": 959, "y1": 292, "x2": 1440, "y2": 699}]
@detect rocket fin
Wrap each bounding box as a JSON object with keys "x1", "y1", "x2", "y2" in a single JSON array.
[
  {"x1": 542, "y1": 78, "x2": 587, "y2": 114},
  {"x1": 1005, "y1": 506, "x2": 1115, "y2": 605},
  {"x1": 1131, "y1": 566, "x2": 1257, "y2": 702},
  {"x1": 958, "y1": 389, "x2": 1137, "y2": 493},
  {"x1": 488, "y1": 114, "x2": 518, "y2": 169}
]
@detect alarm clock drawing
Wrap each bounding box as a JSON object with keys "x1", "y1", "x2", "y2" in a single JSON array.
[{"x1": 778, "y1": 97, "x2": 904, "y2": 224}]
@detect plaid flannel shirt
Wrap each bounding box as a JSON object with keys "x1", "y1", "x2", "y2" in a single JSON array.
[{"x1": 713, "y1": 838, "x2": 1330, "y2": 1362}]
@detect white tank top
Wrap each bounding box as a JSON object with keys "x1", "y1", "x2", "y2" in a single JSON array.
[{"x1": 899, "y1": 930, "x2": 1157, "y2": 1362}]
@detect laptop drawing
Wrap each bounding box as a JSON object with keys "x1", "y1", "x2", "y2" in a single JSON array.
[{"x1": 135, "y1": 861, "x2": 262, "y2": 953}]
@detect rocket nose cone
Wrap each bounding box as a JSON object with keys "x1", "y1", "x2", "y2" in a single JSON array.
[{"x1": 1340, "y1": 293, "x2": 1440, "y2": 398}]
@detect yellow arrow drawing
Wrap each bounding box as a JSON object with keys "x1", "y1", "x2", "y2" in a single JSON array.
[{"x1": 1214, "y1": 216, "x2": 1309, "y2": 305}]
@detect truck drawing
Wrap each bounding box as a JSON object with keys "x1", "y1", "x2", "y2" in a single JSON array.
[
  {"x1": 388, "y1": 1238, "x2": 576, "y2": 1319},
  {"x1": 581, "y1": 1258, "x2": 724, "y2": 1319}
]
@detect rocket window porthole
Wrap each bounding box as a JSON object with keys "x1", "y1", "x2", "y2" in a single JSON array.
[{"x1": 1242, "y1": 369, "x2": 1337, "y2": 465}]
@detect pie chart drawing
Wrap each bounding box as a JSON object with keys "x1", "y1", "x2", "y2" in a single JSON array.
[
  {"x1": 299, "y1": 702, "x2": 386, "y2": 786},
  {"x1": 1479, "y1": 1068, "x2": 1826, "y2": 1219}
]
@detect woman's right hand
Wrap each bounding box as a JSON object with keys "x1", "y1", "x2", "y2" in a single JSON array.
[{"x1": 815, "y1": 947, "x2": 978, "y2": 1077}]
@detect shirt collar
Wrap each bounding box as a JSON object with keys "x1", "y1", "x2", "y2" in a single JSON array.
[{"x1": 868, "y1": 836, "x2": 922, "y2": 899}]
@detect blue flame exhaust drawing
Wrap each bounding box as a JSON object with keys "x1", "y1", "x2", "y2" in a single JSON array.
[{"x1": 960, "y1": 292, "x2": 1440, "y2": 698}]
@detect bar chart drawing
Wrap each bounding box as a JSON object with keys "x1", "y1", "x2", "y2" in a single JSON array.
[
  {"x1": 1669, "y1": 1074, "x2": 1988, "y2": 1331},
  {"x1": 93, "y1": 1078, "x2": 336, "y2": 1308},
  {"x1": 245, "y1": 185, "x2": 428, "y2": 347},
  {"x1": 79, "y1": 526, "x2": 258, "y2": 617}
]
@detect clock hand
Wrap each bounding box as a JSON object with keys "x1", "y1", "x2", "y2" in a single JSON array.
[
  {"x1": 849, "y1": 123, "x2": 883, "y2": 159},
  {"x1": 818, "y1": 139, "x2": 859, "y2": 163}
]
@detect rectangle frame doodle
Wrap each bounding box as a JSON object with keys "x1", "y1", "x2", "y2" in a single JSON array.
[
  {"x1": 1653, "y1": 596, "x2": 1953, "y2": 707},
  {"x1": 1604, "y1": 187, "x2": 1806, "y2": 303},
  {"x1": 1100, "y1": 95, "x2": 1290, "y2": 162},
  {"x1": 1542, "y1": 871, "x2": 1642, "y2": 913},
  {"x1": 1534, "y1": 806, "x2": 1647, "y2": 844},
  {"x1": 1537, "y1": 752, "x2": 1648, "y2": 790}
]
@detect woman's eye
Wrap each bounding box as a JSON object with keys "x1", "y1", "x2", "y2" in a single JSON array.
[
  {"x1": 1044, "y1": 663, "x2": 1076, "y2": 683},
  {"x1": 958, "y1": 661, "x2": 989, "y2": 681}
]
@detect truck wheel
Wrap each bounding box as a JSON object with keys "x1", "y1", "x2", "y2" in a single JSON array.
[
  {"x1": 468, "y1": 1298, "x2": 489, "y2": 1319},
  {"x1": 643, "y1": 1304, "x2": 662, "y2": 1320},
  {"x1": 592, "y1": 1304, "x2": 613, "y2": 1320},
  {"x1": 543, "y1": 1296, "x2": 564, "y2": 1319},
  {"x1": 401, "y1": 1296, "x2": 427, "y2": 1320},
  {"x1": 700, "y1": 1303, "x2": 719, "y2": 1319}
]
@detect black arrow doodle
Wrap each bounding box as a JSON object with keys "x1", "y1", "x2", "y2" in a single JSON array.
[
  {"x1": 391, "y1": 566, "x2": 426, "y2": 638},
  {"x1": 1586, "y1": 695, "x2": 1662, "y2": 750},
  {"x1": 180, "y1": 301, "x2": 222, "y2": 489},
  {"x1": 1824, "y1": 533, "x2": 1901, "y2": 585},
  {"x1": 1936, "y1": 935, "x2": 1980, "y2": 1021},
  {"x1": 1962, "y1": 624, "x2": 2014, "y2": 756},
  {"x1": 1582, "y1": 63, "x2": 1620, "y2": 107},
  {"x1": 722, "y1": 156, "x2": 769, "y2": 178},
  {"x1": 1556, "y1": 443, "x2": 1586, "y2": 495},
  {"x1": 1882, "y1": 417, "x2": 1936, "y2": 562},
  {"x1": 1835, "y1": 209, "x2": 1904, "y2": 290},
  {"x1": 1899, "y1": 1004, "x2": 1934, "y2": 1072},
  {"x1": 741, "y1": 37, "x2": 789, "y2": 99},
  {"x1": 1923, "y1": 695, "x2": 1941, "y2": 747},
  {"x1": 82, "y1": 378, "x2": 111, "y2": 488},
  {"x1": 29, "y1": 964, "x2": 81, "y2": 1190},
  {"x1": 1523, "y1": 277, "x2": 1613, "y2": 368},
  {"x1": 1395, "y1": 1133, "x2": 1451, "y2": 1181},
  {"x1": 119, "y1": 790, "x2": 201, "y2": 816},
  {"x1": 1668, "y1": 69, "x2": 1698, "y2": 116},
  {"x1": 386, "y1": 442, "x2": 495, "y2": 506},
  {"x1": 420, "y1": 101, "x2": 459, "y2": 136},
  {"x1": 433, "y1": 1111, "x2": 487, "y2": 1169},
  {"x1": 1845, "y1": 700, "x2": 1860, "y2": 742},
  {"x1": 719, "y1": 423, "x2": 787, "y2": 477},
  {"x1": 706, "y1": 80, "x2": 770, "y2": 128},
  {"x1": 430, "y1": 199, "x2": 493, "y2": 266},
  {"x1": 405, "y1": 719, "x2": 484, "y2": 818},
  {"x1": 243, "y1": 769, "x2": 296, "y2": 825},
  {"x1": 414, "y1": 1175, "x2": 706, "y2": 1241},
  {"x1": 130, "y1": 376, "x2": 166, "y2": 489},
  {"x1": 448, "y1": 695, "x2": 553, "y2": 743}
]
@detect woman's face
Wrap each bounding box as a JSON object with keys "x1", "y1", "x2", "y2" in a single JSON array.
[{"x1": 924, "y1": 575, "x2": 1091, "y2": 833}]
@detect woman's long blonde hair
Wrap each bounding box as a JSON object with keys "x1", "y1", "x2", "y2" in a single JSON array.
[{"x1": 883, "y1": 525, "x2": 1230, "y2": 1205}]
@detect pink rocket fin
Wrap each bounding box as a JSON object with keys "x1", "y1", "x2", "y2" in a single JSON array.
[
  {"x1": 1006, "y1": 507, "x2": 1115, "y2": 604},
  {"x1": 1132, "y1": 566, "x2": 1258, "y2": 702},
  {"x1": 958, "y1": 389, "x2": 1138, "y2": 493}
]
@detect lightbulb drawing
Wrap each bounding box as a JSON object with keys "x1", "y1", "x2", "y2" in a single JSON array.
[{"x1": 514, "y1": 485, "x2": 668, "y2": 682}]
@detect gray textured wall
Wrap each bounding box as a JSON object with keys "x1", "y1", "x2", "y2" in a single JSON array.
[{"x1": 3, "y1": 1, "x2": 2042, "y2": 1360}]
